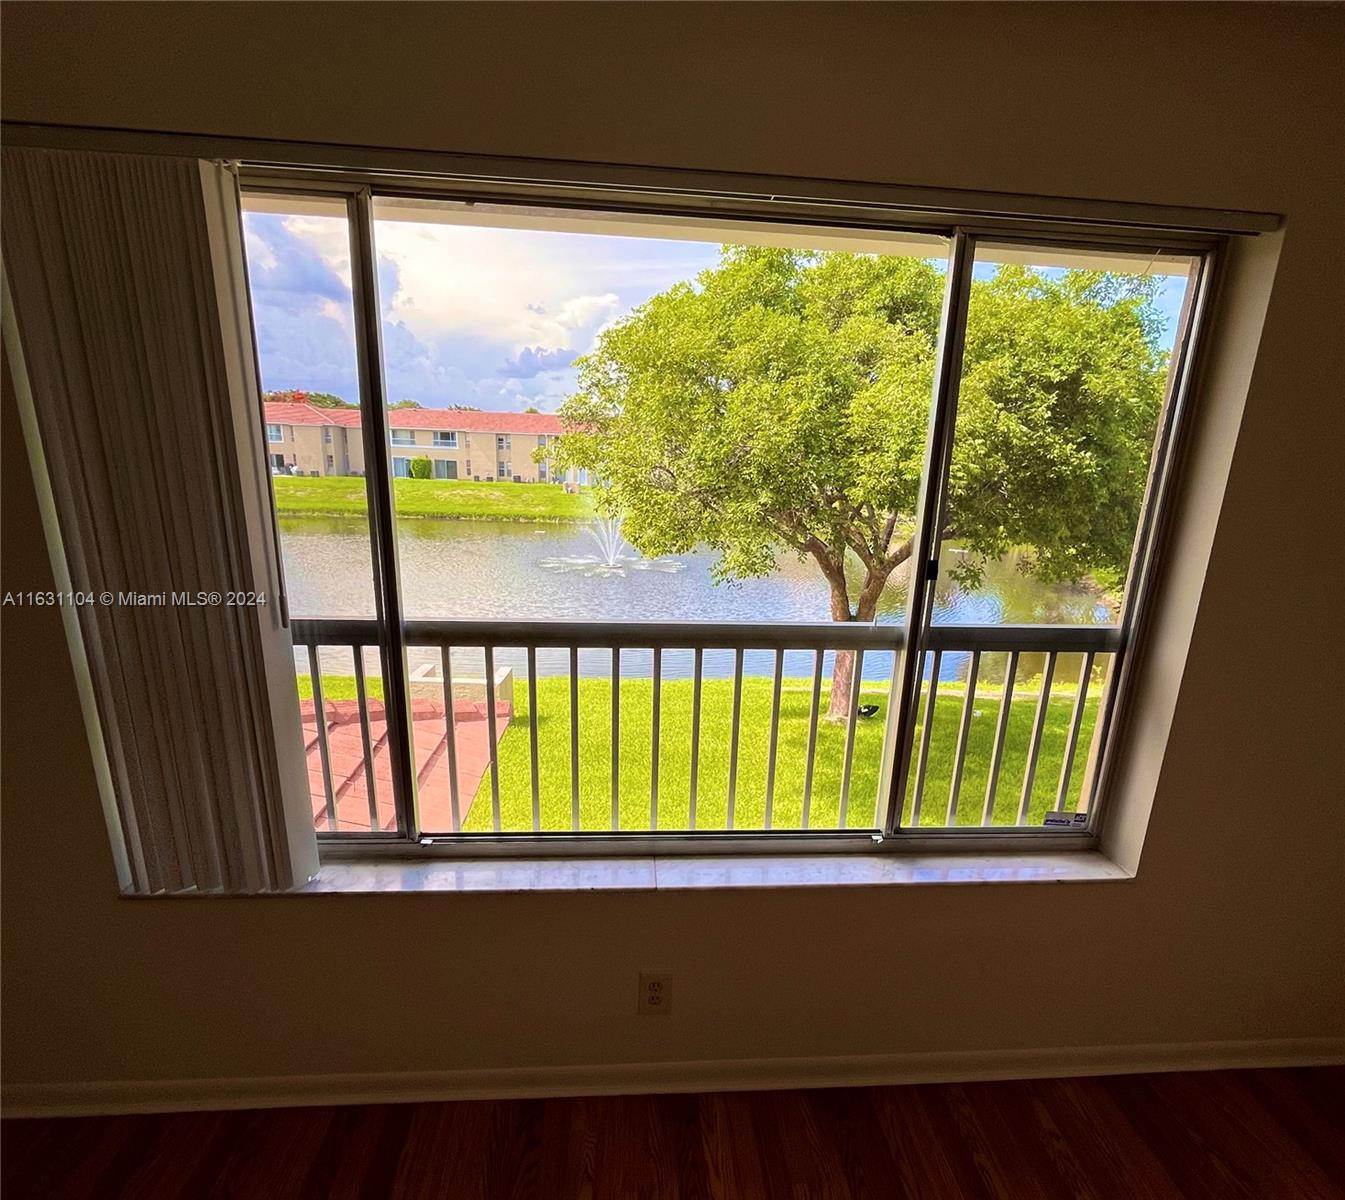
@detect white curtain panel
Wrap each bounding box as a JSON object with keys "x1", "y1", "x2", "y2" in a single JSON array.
[{"x1": 2, "y1": 147, "x2": 317, "y2": 893}]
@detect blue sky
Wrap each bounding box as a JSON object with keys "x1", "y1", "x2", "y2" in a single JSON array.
[{"x1": 242, "y1": 211, "x2": 1189, "y2": 411}]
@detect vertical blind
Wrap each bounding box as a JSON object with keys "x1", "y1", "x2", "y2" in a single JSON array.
[{"x1": 2, "y1": 147, "x2": 316, "y2": 893}]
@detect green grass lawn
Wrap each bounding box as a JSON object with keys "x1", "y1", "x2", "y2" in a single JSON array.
[
  {"x1": 273, "y1": 475, "x2": 596, "y2": 522},
  {"x1": 299, "y1": 671, "x2": 1098, "y2": 832}
]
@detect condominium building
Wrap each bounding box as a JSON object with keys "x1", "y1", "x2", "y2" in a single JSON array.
[{"x1": 263, "y1": 401, "x2": 576, "y2": 484}]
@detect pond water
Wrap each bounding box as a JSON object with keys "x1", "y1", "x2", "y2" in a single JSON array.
[{"x1": 281, "y1": 516, "x2": 1112, "y2": 685}]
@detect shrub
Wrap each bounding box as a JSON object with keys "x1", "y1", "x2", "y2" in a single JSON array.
[{"x1": 409, "y1": 456, "x2": 433, "y2": 480}]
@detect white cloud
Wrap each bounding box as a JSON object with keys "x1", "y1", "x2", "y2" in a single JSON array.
[
  {"x1": 555, "y1": 293, "x2": 621, "y2": 334},
  {"x1": 244, "y1": 228, "x2": 277, "y2": 272},
  {"x1": 374, "y1": 224, "x2": 552, "y2": 345},
  {"x1": 252, "y1": 212, "x2": 722, "y2": 411},
  {"x1": 371, "y1": 223, "x2": 626, "y2": 352},
  {"x1": 318, "y1": 298, "x2": 352, "y2": 331},
  {"x1": 285, "y1": 216, "x2": 354, "y2": 289}
]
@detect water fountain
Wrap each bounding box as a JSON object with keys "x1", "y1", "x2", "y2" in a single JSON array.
[{"x1": 539, "y1": 516, "x2": 685, "y2": 577}]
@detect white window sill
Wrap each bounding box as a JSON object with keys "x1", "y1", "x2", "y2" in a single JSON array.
[{"x1": 300, "y1": 851, "x2": 1131, "y2": 895}]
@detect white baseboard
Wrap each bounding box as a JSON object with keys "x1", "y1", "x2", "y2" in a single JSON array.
[{"x1": 4, "y1": 1037, "x2": 1342, "y2": 1118}]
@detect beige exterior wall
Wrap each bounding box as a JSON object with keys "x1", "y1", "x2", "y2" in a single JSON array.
[
  {"x1": 385, "y1": 428, "x2": 562, "y2": 483},
  {"x1": 270, "y1": 421, "x2": 560, "y2": 481},
  {"x1": 263, "y1": 421, "x2": 291, "y2": 470},
  {"x1": 265, "y1": 423, "x2": 364, "y2": 478},
  {"x1": 345, "y1": 427, "x2": 364, "y2": 476},
  {"x1": 293, "y1": 425, "x2": 327, "y2": 476},
  {"x1": 265, "y1": 423, "x2": 347, "y2": 475},
  {"x1": 271, "y1": 422, "x2": 563, "y2": 481}
]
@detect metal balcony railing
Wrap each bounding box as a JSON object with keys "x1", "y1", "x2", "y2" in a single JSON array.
[{"x1": 289, "y1": 618, "x2": 1121, "y2": 846}]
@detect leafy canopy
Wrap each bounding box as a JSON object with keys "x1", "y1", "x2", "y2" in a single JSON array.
[{"x1": 553, "y1": 247, "x2": 1167, "y2": 608}]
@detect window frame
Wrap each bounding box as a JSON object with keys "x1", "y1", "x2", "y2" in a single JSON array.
[
  {"x1": 238, "y1": 169, "x2": 1224, "y2": 860},
  {"x1": 266, "y1": 422, "x2": 283, "y2": 443},
  {"x1": 433, "y1": 430, "x2": 458, "y2": 448}
]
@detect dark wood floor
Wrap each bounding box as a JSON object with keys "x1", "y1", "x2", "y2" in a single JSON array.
[{"x1": 3, "y1": 1068, "x2": 1342, "y2": 1199}]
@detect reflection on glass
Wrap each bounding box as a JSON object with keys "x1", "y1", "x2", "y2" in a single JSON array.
[{"x1": 934, "y1": 245, "x2": 1196, "y2": 625}]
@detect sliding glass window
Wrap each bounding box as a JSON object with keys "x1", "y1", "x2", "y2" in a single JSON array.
[
  {"x1": 901, "y1": 242, "x2": 1199, "y2": 831},
  {"x1": 239, "y1": 181, "x2": 1210, "y2": 852}
]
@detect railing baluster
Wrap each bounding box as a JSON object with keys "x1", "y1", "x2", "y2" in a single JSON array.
[
  {"x1": 875, "y1": 649, "x2": 905, "y2": 827},
  {"x1": 440, "y1": 646, "x2": 461, "y2": 833},
  {"x1": 610, "y1": 647, "x2": 620, "y2": 830},
  {"x1": 838, "y1": 649, "x2": 865, "y2": 828},
  {"x1": 726, "y1": 647, "x2": 744, "y2": 829},
  {"x1": 764, "y1": 649, "x2": 784, "y2": 830},
  {"x1": 650, "y1": 647, "x2": 661, "y2": 831},
  {"x1": 483, "y1": 643, "x2": 501, "y2": 832},
  {"x1": 801, "y1": 649, "x2": 823, "y2": 829},
  {"x1": 946, "y1": 650, "x2": 981, "y2": 826},
  {"x1": 527, "y1": 646, "x2": 540, "y2": 832},
  {"x1": 689, "y1": 647, "x2": 703, "y2": 830},
  {"x1": 1055, "y1": 652, "x2": 1096, "y2": 813},
  {"x1": 569, "y1": 646, "x2": 579, "y2": 831},
  {"x1": 352, "y1": 648, "x2": 379, "y2": 832},
  {"x1": 982, "y1": 650, "x2": 1018, "y2": 826},
  {"x1": 1017, "y1": 651, "x2": 1057, "y2": 825},
  {"x1": 909, "y1": 650, "x2": 942, "y2": 827},
  {"x1": 307, "y1": 645, "x2": 337, "y2": 830}
]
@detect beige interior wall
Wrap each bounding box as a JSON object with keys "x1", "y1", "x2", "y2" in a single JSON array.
[{"x1": 2, "y1": 3, "x2": 1342, "y2": 1096}]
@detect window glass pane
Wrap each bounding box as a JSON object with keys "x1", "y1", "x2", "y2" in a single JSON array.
[
  {"x1": 370, "y1": 197, "x2": 949, "y2": 832},
  {"x1": 933, "y1": 244, "x2": 1197, "y2": 626},
  {"x1": 243, "y1": 193, "x2": 388, "y2": 835},
  {"x1": 241, "y1": 192, "x2": 378, "y2": 621},
  {"x1": 905, "y1": 243, "x2": 1197, "y2": 831}
]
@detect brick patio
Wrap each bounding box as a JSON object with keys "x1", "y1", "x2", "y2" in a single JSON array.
[{"x1": 300, "y1": 696, "x2": 511, "y2": 832}]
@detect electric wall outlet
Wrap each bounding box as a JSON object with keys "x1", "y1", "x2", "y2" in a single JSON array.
[{"x1": 638, "y1": 971, "x2": 672, "y2": 1015}]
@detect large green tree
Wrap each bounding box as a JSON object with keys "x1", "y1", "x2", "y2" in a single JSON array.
[{"x1": 552, "y1": 247, "x2": 1166, "y2": 718}]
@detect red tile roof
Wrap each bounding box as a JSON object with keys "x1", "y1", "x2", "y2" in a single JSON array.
[
  {"x1": 264, "y1": 401, "x2": 564, "y2": 435},
  {"x1": 391, "y1": 408, "x2": 564, "y2": 434},
  {"x1": 264, "y1": 401, "x2": 337, "y2": 425}
]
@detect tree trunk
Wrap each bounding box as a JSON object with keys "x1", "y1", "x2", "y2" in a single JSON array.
[
  {"x1": 825, "y1": 568, "x2": 888, "y2": 721},
  {"x1": 825, "y1": 576, "x2": 856, "y2": 723}
]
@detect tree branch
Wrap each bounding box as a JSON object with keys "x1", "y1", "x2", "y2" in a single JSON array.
[{"x1": 880, "y1": 510, "x2": 898, "y2": 551}]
